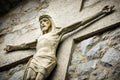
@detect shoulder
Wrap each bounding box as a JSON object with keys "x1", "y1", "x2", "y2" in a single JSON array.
[{"x1": 54, "y1": 27, "x2": 63, "y2": 35}]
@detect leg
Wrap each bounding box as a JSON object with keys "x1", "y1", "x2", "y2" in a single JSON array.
[
  {"x1": 24, "y1": 67, "x2": 45, "y2": 80},
  {"x1": 23, "y1": 58, "x2": 45, "y2": 80},
  {"x1": 36, "y1": 73, "x2": 44, "y2": 80},
  {"x1": 26, "y1": 68, "x2": 37, "y2": 80},
  {"x1": 23, "y1": 58, "x2": 38, "y2": 80}
]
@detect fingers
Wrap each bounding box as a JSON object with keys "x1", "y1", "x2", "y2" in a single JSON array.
[
  {"x1": 103, "y1": 5, "x2": 113, "y2": 10},
  {"x1": 110, "y1": 5, "x2": 115, "y2": 11},
  {"x1": 104, "y1": 5, "x2": 109, "y2": 9},
  {"x1": 102, "y1": 5, "x2": 115, "y2": 13},
  {"x1": 102, "y1": 5, "x2": 109, "y2": 11},
  {"x1": 107, "y1": 5, "x2": 115, "y2": 11},
  {"x1": 4, "y1": 45, "x2": 11, "y2": 52}
]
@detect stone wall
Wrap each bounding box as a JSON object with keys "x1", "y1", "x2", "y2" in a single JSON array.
[{"x1": 67, "y1": 27, "x2": 120, "y2": 80}]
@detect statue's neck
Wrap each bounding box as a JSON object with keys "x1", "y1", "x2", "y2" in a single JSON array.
[{"x1": 42, "y1": 29, "x2": 51, "y2": 34}]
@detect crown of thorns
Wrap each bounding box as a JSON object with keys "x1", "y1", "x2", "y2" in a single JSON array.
[{"x1": 39, "y1": 15, "x2": 51, "y2": 21}]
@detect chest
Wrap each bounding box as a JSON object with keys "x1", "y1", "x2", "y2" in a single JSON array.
[{"x1": 37, "y1": 33, "x2": 61, "y2": 48}]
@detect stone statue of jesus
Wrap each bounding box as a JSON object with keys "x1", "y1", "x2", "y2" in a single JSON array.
[{"x1": 4, "y1": 5, "x2": 114, "y2": 80}]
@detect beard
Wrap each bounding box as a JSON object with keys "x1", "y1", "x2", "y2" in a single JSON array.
[{"x1": 42, "y1": 27, "x2": 49, "y2": 32}]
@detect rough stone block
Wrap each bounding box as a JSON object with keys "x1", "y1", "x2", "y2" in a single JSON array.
[
  {"x1": 8, "y1": 70, "x2": 24, "y2": 80},
  {"x1": 90, "y1": 69, "x2": 107, "y2": 80},
  {"x1": 101, "y1": 48, "x2": 120, "y2": 66},
  {"x1": 77, "y1": 37, "x2": 95, "y2": 55},
  {"x1": 86, "y1": 41, "x2": 109, "y2": 60},
  {"x1": 76, "y1": 60, "x2": 98, "y2": 74}
]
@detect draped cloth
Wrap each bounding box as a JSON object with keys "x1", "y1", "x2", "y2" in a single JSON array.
[{"x1": 24, "y1": 54, "x2": 57, "y2": 79}]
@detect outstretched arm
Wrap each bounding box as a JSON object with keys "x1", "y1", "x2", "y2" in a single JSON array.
[
  {"x1": 61, "y1": 5, "x2": 115, "y2": 34},
  {"x1": 4, "y1": 40, "x2": 37, "y2": 52}
]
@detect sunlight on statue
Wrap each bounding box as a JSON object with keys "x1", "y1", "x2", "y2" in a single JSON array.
[{"x1": 4, "y1": 5, "x2": 115, "y2": 80}]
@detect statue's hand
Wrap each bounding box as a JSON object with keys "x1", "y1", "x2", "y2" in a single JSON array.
[
  {"x1": 102, "y1": 5, "x2": 115, "y2": 14},
  {"x1": 4, "y1": 45, "x2": 13, "y2": 52}
]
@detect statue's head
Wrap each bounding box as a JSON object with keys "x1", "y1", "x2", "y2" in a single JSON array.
[{"x1": 39, "y1": 15, "x2": 55, "y2": 34}]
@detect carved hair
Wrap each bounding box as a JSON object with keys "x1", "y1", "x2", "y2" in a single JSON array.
[{"x1": 39, "y1": 15, "x2": 51, "y2": 21}]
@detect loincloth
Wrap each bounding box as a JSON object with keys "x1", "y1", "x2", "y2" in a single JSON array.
[{"x1": 27, "y1": 55, "x2": 57, "y2": 78}]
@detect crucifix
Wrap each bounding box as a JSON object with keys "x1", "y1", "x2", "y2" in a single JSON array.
[{"x1": 4, "y1": 5, "x2": 114, "y2": 80}]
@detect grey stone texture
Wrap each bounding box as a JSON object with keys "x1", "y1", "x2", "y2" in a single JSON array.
[
  {"x1": 67, "y1": 27, "x2": 120, "y2": 80},
  {"x1": 8, "y1": 70, "x2": 24, "y2": 80},
  {"x1": 0, "y1": 64, "x2": 25, "y2": 80},
  {"x1": 101, "y1": 48, "x2": 120, "y2": 66},
  {"x1": 90, "y1": 69, "x2": 107, "y2": 80},
  {"x1": 86, "y1": 41, "x2": 109, "y2": 60},
  {"x1": 76, "y1": 60, "x2": 98, "y2": 74}
]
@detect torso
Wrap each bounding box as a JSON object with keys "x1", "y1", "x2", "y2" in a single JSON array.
[{"x1": 35, "y1": 30, "x2": 62, "y2": 57}]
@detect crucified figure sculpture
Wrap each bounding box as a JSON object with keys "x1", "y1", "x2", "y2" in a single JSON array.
[{"x1": 4, "y1": 5, "x2": 114, "y2": 80}]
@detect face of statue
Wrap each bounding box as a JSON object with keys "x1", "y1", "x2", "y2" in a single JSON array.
[{"x1": 40, "y1": 18, "x2": 51, "y2": 33}]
